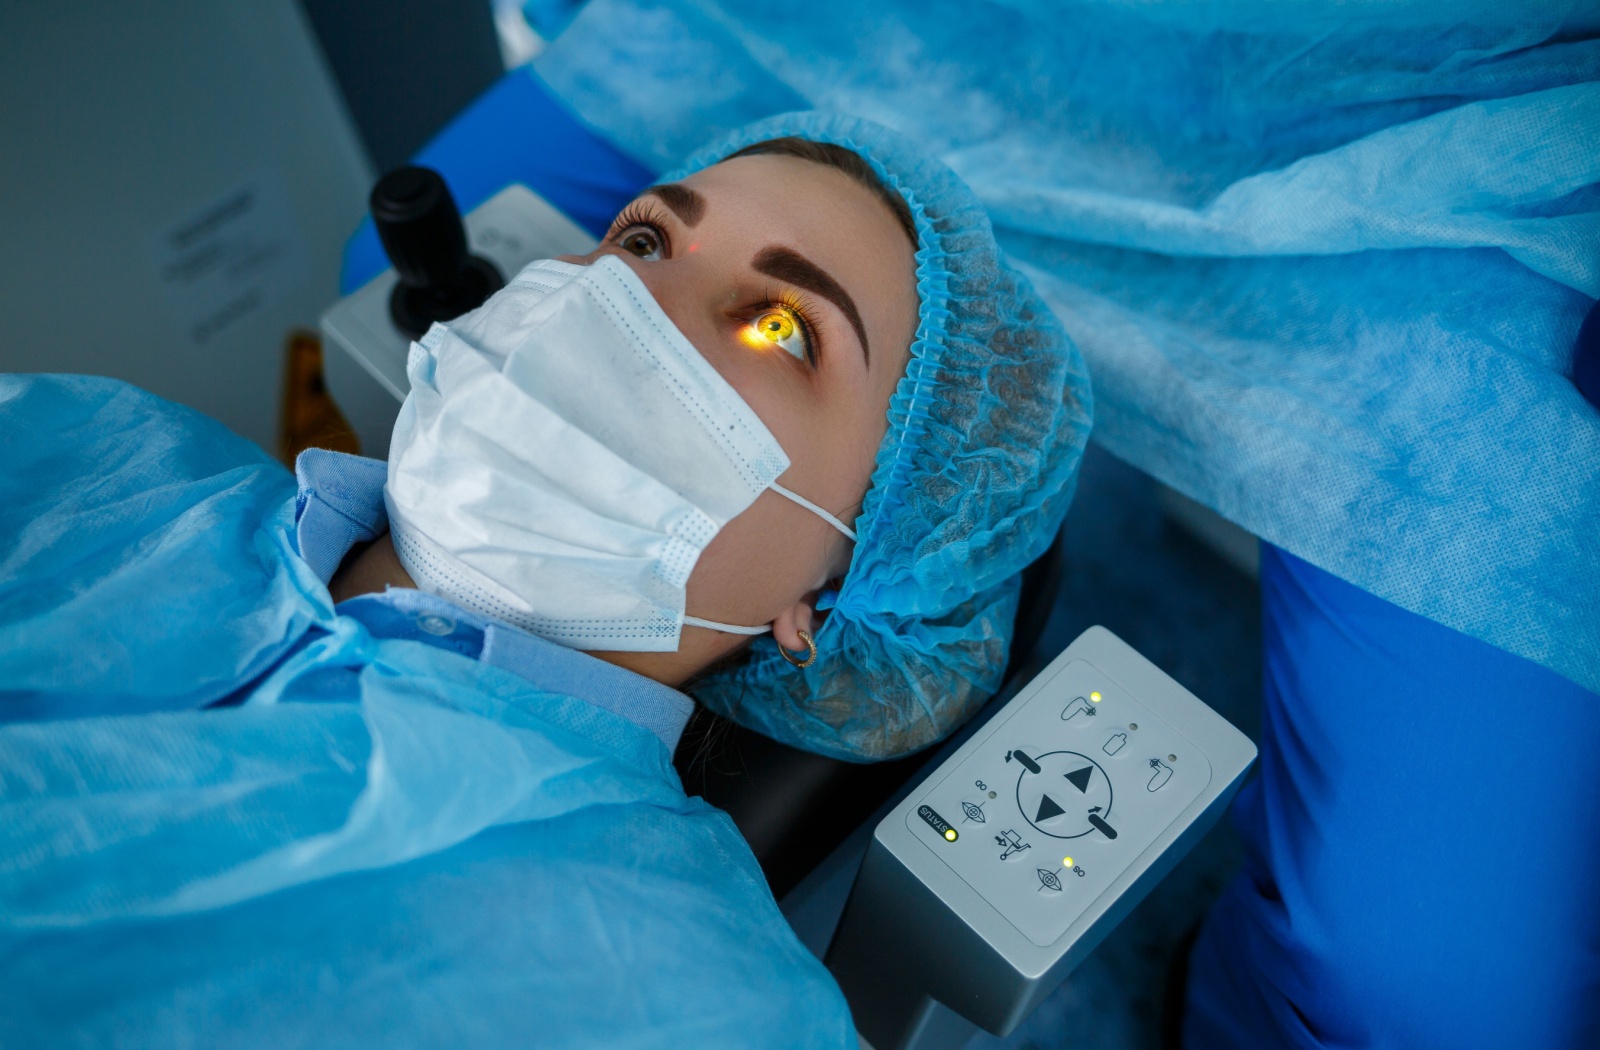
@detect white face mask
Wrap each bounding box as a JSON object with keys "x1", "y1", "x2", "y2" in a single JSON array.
[{"x1": 384, "y1": 254, "x2": 856, "y2": 652}]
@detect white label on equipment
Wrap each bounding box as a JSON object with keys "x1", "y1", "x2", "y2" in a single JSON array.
[{"x1": 149, "y1": 169, "x2": 307, "y2": 345}]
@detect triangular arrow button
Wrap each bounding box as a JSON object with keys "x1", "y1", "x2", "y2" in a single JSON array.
[
  {"x1": 1064, "y1": 766, "x2": 1093, "y2": 794},
  {"x1": 1035, "y1": 794, "x2": 1066, "y2": 822}
]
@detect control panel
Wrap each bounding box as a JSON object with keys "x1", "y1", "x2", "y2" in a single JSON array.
[
  {"x1": 827, "y1": 626, "x2": 1255, "y2": 1050},
  {"x1": 907, "y1": 658, "x2": 1209, "y2": 948}
]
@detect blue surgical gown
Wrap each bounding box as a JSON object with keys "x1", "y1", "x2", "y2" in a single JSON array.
[{"x1": 0, "y1": 373, "x2": 856, "y2": 1048}]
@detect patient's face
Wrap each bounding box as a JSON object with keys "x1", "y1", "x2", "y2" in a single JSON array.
[{"x1": 568, "y1": 154, "x2": 919, "y2": 681}]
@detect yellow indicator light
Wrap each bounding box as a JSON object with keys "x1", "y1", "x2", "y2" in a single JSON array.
[
  {"x1": 1063, "y1": 857, "x2": 1073, "y2": 867},
  {"x1": 944, "y1": 828, "x2": 958, "y2": 842},
  {"x1": 1089, "y1": 691, "x2": 1102, "y2": 703}
]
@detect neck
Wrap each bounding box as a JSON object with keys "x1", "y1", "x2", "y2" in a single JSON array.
[{"x1": 328, "y1": 531, "x2": 415, "y2": 603}]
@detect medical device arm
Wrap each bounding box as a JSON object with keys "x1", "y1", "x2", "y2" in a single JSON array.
[{"x1": 826, "y1": 626, "x2": 1256, "y2": 1049}]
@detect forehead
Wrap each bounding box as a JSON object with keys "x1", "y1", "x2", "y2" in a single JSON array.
[{"x1": 682, "y1": 154, "x2": 906, "y2": 250}]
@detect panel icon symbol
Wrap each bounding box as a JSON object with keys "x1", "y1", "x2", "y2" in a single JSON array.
[{"x1": 1015, "y1": 750, "x2": 1113, "y2": 839}]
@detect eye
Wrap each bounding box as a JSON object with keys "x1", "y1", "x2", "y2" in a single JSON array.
[
  {"x1": 740, "y1": 305, "x2": 814, "y2": 364},
  {"x1": 617, "y1": 225, "x2": 664, "y2": 261},
  {"x1": 607, "y1": 199, "x2": 672, "y2": 260}
]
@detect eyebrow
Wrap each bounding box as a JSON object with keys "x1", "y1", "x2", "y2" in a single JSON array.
[
  {"x1": 643, "y1": 183, "x2": 706, "y2": 226},
  {"x1": 752, "y1": 246, "x2": 870, "y2": 364}
]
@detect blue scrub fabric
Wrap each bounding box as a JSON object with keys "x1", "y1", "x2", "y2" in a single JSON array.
[
  {"x1": 1184, "y1": 544, "x2": 1600, "y2": 1049},
  {"x1": 529, "y1": 0, "x2": 1600, "y2": 698},
  {"x1": 0, "y1": 374, "x2": 856, "y2": 1049}
]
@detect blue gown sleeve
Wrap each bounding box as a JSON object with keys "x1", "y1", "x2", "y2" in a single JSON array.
[
  {"x1": 0, "y1": 627, "x2": 857, "y2": 1048},
  {"x1": 0, "y1": 374, "x2": 333, "y2": 722}
]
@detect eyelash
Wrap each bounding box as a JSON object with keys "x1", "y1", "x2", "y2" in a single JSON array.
[
  {"x1": 605, "y1": 199, "x2": 824, "y2": 370},
  {"x1": 608, "y1": 200, "x2": 671, "y2": 254}
]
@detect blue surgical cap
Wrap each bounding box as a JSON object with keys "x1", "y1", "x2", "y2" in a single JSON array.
[{"x1": 667, "y1": 112, "x2": 1093, "y2": 761}]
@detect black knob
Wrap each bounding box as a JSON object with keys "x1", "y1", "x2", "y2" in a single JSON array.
[{"x1": 370, "y1": 166, "x2": 503, "y2": 339}]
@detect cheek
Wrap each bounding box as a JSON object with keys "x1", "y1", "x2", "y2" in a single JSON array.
[
  {"x1": 701, "y1": 339, "x2": 816, "y2": 456},
  {"x1": 686, "y1": 496, "x2": 837, "y2": 619},
  {"x1": 805, "y1": 390, "x2": 893, "y2": 513}
]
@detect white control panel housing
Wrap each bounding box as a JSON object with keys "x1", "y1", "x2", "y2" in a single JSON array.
[
  {"x1": 319, "y1": 184, "x2": 597, "y2": 457},
  {"x1": 910, "y1": 655, "x2": 1210, "y2": 948},
  {"x1": 827, "y1": 626, "x2": 1256, "y2": 1049}
]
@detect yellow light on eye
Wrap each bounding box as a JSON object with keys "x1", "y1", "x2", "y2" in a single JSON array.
[
  {"x1": 759, "y1": 311, "x2": 795, "y2": 340},
  {"x1": 739, "y1": 309, "x2": 797, "y2": 353},
  {"x1": 738, "y1": 305, "x2": 811, "y2": 363},
  {"x1": 944, "y1": 829, "x2": 958, "y2": 842},
  {"x1": 1090, "y1": 691, "x2": 1102, "y2": 703}
]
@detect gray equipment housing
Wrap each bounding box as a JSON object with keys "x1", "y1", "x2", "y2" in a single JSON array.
[{"x1": 827, "y1": 626, "x2": 1256, "y2": 1049}]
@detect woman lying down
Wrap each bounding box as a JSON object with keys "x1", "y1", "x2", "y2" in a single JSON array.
[{"x1": 0, "y1": 114, "x2": 1090, "y2": 1046}]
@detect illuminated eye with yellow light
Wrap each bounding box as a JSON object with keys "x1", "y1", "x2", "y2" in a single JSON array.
[{"x1": 740, "y1": 307, "x2": 812, "y2": 363}]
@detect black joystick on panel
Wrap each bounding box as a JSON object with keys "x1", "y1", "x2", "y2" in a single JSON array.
[{"x1": 371, "y1": 166, "x2": 504, "y2": 339}]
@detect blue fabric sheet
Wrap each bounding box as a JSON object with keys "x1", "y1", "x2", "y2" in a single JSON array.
[
  {"x1": 0, "y1": 374, "x2": 855, "y2": 1048},
  {"x1": 531, "y1": 0, "x2": 1600, "y2": 695}
]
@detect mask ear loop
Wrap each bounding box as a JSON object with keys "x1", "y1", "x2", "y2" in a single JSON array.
[
  {"x1": 684, "y1": 486, "x2": 850, "y2": 649},
  {"x1": 680, "y1": 616, "x2": 819, "y2": 670},
  {"x1": 764, "y1": 485, "x2": 846, "y2": 671},
  {"x1": 683, "y1": 615, "x2": 770, "y2": 635},
  {"x1": 770, "y1": 483, "x2": 857, "y2": 541}
]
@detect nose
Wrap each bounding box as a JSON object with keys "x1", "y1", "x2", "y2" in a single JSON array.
[
  {"x1": 574, "y1": 247, "x2": 710, "y2": 352},
  {"x1": 549, "y1": 244, "x2": 722, "y2": 367},
  {"x1": 551, "y1": 245, "x2": 690, "y2": 316}
]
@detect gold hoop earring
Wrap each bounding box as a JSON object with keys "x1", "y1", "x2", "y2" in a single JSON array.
[{"x1": 779, "y1": 629, "x2": 817, "y2": 669}]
